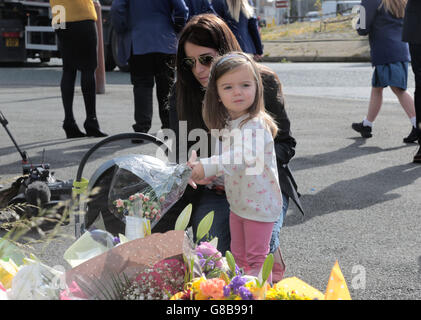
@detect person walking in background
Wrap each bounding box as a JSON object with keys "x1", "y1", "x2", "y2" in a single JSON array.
[
  {"x1": 110, "y1": 0, "x2": 188, "y2": 143},
  {"x1": 189, "y1": 52, "x2": 283, "y2": 280},
  {"x1": 184, "y1": 0, "x2": 216, "y2": 20},
  {"x1": 352, "y1": 0, "x2": 417, "y2": 144},
  {"x1": 50, "y1": 0, "x2": 108, "y2": 139},
  {"x1": 212, "y1": 0, "x2": 263, "y2": 61},
  {"x1": 402, "y1": 0, "x2": 421, "y2": 163}
]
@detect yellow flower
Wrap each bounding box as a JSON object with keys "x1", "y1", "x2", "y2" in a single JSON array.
[
  {"x1": 244, "y1": 280, "x2": 270, "y2": 300},
  {"x1": 170, "y1": 292, "x2": 185, "y2": 300},
  {"x1": 0, "y1": 259, "x2": 19, "y2": 289},
  {"x1": 191, "y1": 277, "x2": 208, "y2": 300}
]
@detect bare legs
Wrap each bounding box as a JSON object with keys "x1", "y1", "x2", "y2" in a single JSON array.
[{"x1": 366, "y1": 86, "x2": 415, "y2": 123}]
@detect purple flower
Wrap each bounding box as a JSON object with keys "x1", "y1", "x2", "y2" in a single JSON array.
[
  {"x1": 223, "y1": 285, "x2": 231, "y2": 297},
  {"x1": 199, "y1": 258, "x2": 207, "y2": 269},
  {"x1": 230, "y1": 276, "x2": 247, "y2": 293},
  {"x1": 238, "y1": 286, "x2": 253, "y2": 300},
  {"x1": 195, "y1": 242, "x2": 223, "y2": 268},
  {"x1": 113, "y1": 237, "x2": 120, "y2": 245}
]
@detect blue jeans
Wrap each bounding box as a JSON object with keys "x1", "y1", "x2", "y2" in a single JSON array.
[
  {"x1": 191, "y1": 188, "x2": 231, "y2": 255},
  {"x1": 269, "y1": 194, "x2": 289, "y2": 254}
]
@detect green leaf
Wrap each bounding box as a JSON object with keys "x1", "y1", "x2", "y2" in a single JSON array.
[
  {"x1": 225, "y1": 250, "x2": 237, "y2": 276},
  {"x1": 195, "y1": 211, "x2": 214, "y2": 243},
  {"x1": 174, "y1": 203, "x2": 192, "y2": 231},
  {"x1": 260, "y1": 253, "x2": 274, "y2": 286}
]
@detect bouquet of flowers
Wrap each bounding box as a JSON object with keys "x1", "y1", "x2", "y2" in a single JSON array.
[
  {"x1": 121, "y1": 259, "x2": 185, "y2": 300},
  {"x1": 114, "y1": 191, "x2": 165, "y2": 223},
  {"x1": 107, "y1": 155, "x2": 192, "y2": 239}
]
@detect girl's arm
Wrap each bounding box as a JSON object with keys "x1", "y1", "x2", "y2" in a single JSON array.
[
  {"x1": 247, "y1": 0, "x2": 264, "y2": 55},
  {"x1": 199, "y1": 122, "x2": 270, "y2": 178},
  {"x1": 356, "y1": 0, "x2": 380, "y2": 36},
  {"x1": 212, "y1": 0, "x2": 227, "y2": 20},
  {"x1": 171, "y1": 0, "x2": 189, "y2": 33}
]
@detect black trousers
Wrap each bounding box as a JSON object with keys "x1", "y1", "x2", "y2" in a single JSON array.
[
  {"x1": 128, "y1": 53, "x2": 175, "y2": 132},
  {"x1": 409, "y1": 43, "x2": 421, "y2": 138}
]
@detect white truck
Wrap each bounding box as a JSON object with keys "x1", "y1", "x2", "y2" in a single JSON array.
[{"x1": 0, "y1": 0, "x2": 126, "y2": 70}]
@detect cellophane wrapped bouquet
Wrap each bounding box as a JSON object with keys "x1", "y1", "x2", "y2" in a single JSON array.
[{"x1": 108, "y1": 155, "x2": 192, "y2": 239}]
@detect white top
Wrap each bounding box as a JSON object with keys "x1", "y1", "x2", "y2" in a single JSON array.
[{"x1": 200, "y1": 113, "x2": 283, "y2": 223}]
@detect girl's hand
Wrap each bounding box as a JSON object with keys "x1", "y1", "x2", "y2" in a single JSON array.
[
  {"x1": 187, "y1": 150, "x2": 212, "y2": 189},
  {"x1": 187, "y1": 150, "x2": 207, "y2": 189},
  {"x1": 254, "y1": 54, "x2": 263, "y2": 62},
  {"x1": 191, "y1": 162, "x2": 205, "y2": 182}
]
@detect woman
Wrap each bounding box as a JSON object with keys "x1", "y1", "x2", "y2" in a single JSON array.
[
  {"x1": 50, "y1": 0, "x2": 107, "y2": 138},
  {"x1": 212, "y1": 0, "x2": 263, "y2": 61},
  {"x1": 402, "y1": 0, "x2": 421, "y2": 162},
  {"x1": 351, "y1": 0, "x2": 417, "y2": 143},
  {"x1": 152, "y1": 14, "x2": 304, "y2": 282}
]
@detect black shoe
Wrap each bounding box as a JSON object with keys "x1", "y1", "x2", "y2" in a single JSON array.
[
  {"x1": 352, "y1": 121, "x2": 372, "y2": 138},
  {"x1": 414, "y1": 145, "x2": 421, "y2": 164},
  {"x1": 63, "y1": 121, "x2": 86, "y2": 139},
  {"x1": 403, "y1": 127, "x2": 419, "y2": 143},
  {"x1": 84, "y1": 118, "x2": 108, "y2": 137}
]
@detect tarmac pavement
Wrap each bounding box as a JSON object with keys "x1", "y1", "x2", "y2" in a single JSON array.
[{"x1": 0, "y1": 61, "x2": 420, "y2": 300}]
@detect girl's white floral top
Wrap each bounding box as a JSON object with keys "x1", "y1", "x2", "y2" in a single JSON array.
[{"x1": 200, "y1": 113, "x2": 283, "y2": 223}]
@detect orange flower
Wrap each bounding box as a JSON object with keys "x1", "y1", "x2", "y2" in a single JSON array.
[{"x1": 199, "y1": 278, "x2": 227, "y2": 300}]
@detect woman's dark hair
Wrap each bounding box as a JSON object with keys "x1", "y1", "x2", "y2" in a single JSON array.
[{"x1": 176, "y1": 14, "x2": 242, "y2": 133}]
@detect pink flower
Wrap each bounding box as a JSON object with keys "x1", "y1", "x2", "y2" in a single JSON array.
[
  {"x1": 115, "y1": 199, "x2": 124, "y2": 208},
  {"x1": 129, "y1": 195, "x2": 135, "y2": 201},
  {"x1": 159, "y1": 196, "x2": 165, "y2": 203},
  {"x1": 138, "y1": 193, "x2": 144, "y2": 200},
  {"x1": 196, "y1": 242, "x2": 223, "y2": 268},
  {"x1": 200, "y1": 278, "x2": 226, "y2": 300}
]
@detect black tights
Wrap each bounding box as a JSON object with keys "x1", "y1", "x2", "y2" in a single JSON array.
[{"x1": 61, "y1": 67, "x2": 96, "y2": 124}]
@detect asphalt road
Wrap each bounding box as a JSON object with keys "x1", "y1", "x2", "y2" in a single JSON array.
[{"x1": 0, "y1": 60, "x2": 420, "y2": 300}]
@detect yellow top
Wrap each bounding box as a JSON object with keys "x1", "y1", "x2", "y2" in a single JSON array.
[{"x1": 50, "y1": 0, "x2": 97, "y2": 23}]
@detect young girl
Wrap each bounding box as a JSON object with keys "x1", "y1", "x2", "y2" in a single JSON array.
[
  {"x1": 189, "y1": 52, "x2": 283, "y2": 278},
  {"x1": 352, "y1": 0, "x2": 417, "y2": 143}
]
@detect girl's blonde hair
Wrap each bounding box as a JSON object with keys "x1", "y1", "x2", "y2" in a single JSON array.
[
  {"x1": 380, "y1": 0, "x2": 407, "y2": 18},
  {"x1": 202, "y1": 52, "x2": 278, "y2": 138},
  {"x1": 226, "y1": 0, "x2": 255, "y2": 23}
]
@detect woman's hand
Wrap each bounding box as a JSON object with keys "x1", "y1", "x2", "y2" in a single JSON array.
[{"x1": 187, "y1": 150, "x2": 216, "y2": 189}]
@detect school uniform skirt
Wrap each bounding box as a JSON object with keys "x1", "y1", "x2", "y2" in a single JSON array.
[
  {"x1": 372, "y1": 61, "x2": 409, "y2": 90},
  {"x1": 56, "y1": 20, "x2": 98, "y2": 71}
]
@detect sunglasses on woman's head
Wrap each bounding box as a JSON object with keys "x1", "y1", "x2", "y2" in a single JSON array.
[{"x1": 183, "y1": 54, "x2": 215, "y2": 69}]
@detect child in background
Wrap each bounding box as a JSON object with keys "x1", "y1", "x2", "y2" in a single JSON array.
[
  {"x1": 189, "y1": 52, "x2": 283, "y2": 279},
  {"x1": 352, "y1": 0, "x2": 417, "y2": 143}
]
